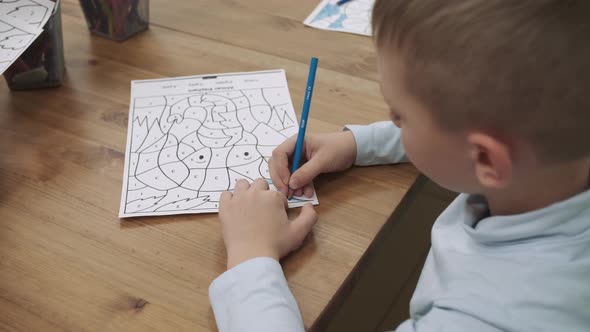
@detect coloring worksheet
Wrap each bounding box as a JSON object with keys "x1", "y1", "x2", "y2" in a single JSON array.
[
  {"x1": 304, "y1": 0, "x2": 374, "y2": 36},
  {"x1": 0, "y1": 15, "x2": 42, "y2": 74},
  {"x1": 0, "y1": 0, "x2": 55, "y2": 28},
  {"x1": 119, "y1": 70, "x2": 319, "y2": 218}
]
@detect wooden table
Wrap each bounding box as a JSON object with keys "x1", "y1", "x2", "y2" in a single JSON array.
[{"x1": 0, "y1": 1, "x2": 419, "y2": 331}]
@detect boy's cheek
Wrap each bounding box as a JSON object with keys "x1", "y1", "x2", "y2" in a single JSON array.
[{"x1": 400, "y1": 130, "x2": 414, "y2": 161}]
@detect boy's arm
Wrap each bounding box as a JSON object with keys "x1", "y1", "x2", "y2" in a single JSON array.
[
  {"x1": 210, "y1": 179, "x2": 315, "y2": 332},
  {"x1": 345, "y1": 121, "x2": 408, "y2": 166},
  {"x1": 209, "y1": 257, "x2": 304, "y2": 332}
]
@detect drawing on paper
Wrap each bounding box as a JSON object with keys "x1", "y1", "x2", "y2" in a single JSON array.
[
  {"x1": 0, "y1": 0, "x2": 55, "y2": 28},
  {"x1": 304, "y1": 0, "x2": 374, "y2": 36},
  {"x1": 120, "y1": 70, "x2": 319, "y2": 218},
  {"x1": 0, "y1": 16, "x2": 42, "y2": 74}
]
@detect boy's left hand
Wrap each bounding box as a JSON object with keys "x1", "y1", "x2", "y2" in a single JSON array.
[{"x1": 219, "y1": 178, "x2": 318, "y2": 270}]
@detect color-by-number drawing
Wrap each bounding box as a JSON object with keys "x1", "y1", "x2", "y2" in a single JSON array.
[
  {"x1": 0, "y1": 0, "x2": 55, "y2": 28},
  {"x1": 0, "y1": 15, "x2": 42, "y2": 74},
  {"x1": 119, "y1": 70, "x2": 319, "y2": 218}
]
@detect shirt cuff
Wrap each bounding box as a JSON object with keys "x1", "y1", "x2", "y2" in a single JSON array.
[
  {"x1": 344, "y1": 121, "x2": 408, "y2": 166},
  {"x1": 209, "y1": 257, "x2": 304, "y2": 332}
]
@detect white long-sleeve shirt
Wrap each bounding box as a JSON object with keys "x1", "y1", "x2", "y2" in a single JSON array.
[{"x1": 209, "y1": 121, "x2": 590, "y2": 332}]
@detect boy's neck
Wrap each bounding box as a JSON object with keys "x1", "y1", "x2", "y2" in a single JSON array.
[{"x1": 485, "y1": 158, "x2": 590, "y2": 216}]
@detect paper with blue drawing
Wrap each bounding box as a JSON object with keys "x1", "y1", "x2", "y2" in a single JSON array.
[
  {"x1": 119, "y1": 70, "x2": 319, "y2": 218},
  {"x1": 304, "y1": 0, "x2": 374, "y2": 36}
]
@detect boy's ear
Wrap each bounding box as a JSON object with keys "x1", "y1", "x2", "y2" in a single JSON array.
[{"x1": 467, "y1": 132, "x2": 513, "y2": 189}]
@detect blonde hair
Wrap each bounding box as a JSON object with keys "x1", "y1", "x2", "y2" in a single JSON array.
[{"x1": 372, "y1": 0, "x2": 590, "y2": 162}]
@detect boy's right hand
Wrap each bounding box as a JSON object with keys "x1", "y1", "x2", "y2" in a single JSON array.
[{"x1": 269, "y1": 131, "x2": 357, "y2": 197}]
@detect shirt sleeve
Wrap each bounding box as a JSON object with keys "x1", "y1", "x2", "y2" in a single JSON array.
[
  {"x1": 394, "y1": 308, "x2": 504, "y2": 332},
  {"x1": 209, "y1": 257, "x2": 305, "y2": 332},
  {"x1": 345, "y1": 121, "x2": 408, "y2": 166}
]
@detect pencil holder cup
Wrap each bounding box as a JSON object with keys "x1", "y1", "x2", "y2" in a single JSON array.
[
  {"x1": 3, "y1": 0, "x2": 65, "y2": 90},
  {"x1": 79, "y1": 0, "x2": 150, "y2": 41}
]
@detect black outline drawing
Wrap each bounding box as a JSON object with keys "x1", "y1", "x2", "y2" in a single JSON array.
[
  {"x1": 0, "y1": 0, "x2": 55, "y2": 28},
  {"x1": 121, "y1": 83, "x2": 315, "y2": 217},
  {"x1": 0, "y1": 15, "x2": 42, "y2": 74}
]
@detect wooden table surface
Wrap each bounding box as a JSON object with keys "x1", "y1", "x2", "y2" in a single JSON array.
[{"x1": 0, "y1": 1, "x2": 418, "y2": 331}]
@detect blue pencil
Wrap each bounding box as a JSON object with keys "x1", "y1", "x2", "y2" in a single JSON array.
[
  {"x1": 337, "y1": 0, "x2": 354, "y2": 6},
  {"x1": 291, "y1": 57, "x2": 319, "y2": 174}
]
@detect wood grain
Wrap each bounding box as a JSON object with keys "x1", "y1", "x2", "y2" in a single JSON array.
[{"x1": 0, "y1": 2, "x2": 418, "y2": 331}]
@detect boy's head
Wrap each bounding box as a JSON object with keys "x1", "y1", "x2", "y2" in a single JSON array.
[{"x1": 372, "y1": 0, "x2": 590, "y2": 198}]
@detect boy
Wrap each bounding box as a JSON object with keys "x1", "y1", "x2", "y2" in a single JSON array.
[{"x1": 209, "y1": 0, "x2": 590, "y2": 331}]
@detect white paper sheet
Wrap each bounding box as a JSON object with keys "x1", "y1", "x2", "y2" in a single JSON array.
[
  {"x1": 304, "y1": 0, "x2": 374, "y2": 36},
  {"x1": 0, "y1": 0, "x2": 56, "y2": 28},
  {"x1": 0, "y1": 15, "x2": 42, "y2": 74},
  {"x1": 119, "y1": 70, "x2": 319, "y2": 218}
]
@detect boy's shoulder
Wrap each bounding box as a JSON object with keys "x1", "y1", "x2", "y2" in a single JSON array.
[{"x1": 419, "y1": 191, "x2": 590, "y2": 331}]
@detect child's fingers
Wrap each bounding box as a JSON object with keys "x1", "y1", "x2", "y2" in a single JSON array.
[
  {"x1": 287, "y1": 203, "x2": 318, "y2": 252},
  {"x1": 234, "y1": 179, "x2": 250, "y2": 194},
  {"x1": 289, "y1": 156, "x2": 324, "y2": 190},
  {"x1": 294, "y1": 188, "x2": 304, "y2": 197},
  {"x1": 287, "y1": 188, "x2": 294, "y2": 199},
  {"x1": 251, "y1": 178, "x2": 269, "y2": 191},
  {"x1": 277, "y1": 135, "x2": 298, "y2": 154},
  {"x1": 269, "y1": 157, "x2": 289, "y2": 194},
  {"x1": 219, "y1": 192, "x2": 233, "y2": 217},
  {"x1": 220, "y1": 191, "x2": 233, "y2": 203},
  {"x1": 271, "y1": 136, "x2": 298, "y2": 193},
  {"x1": 303, "y1": 185, "x2": 315, "y2": 198}
]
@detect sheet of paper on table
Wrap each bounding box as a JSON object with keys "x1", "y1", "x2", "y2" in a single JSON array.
[
  {"x1": 304, "y1": 0, "x2": 375, "y2": 36},
  {"x1": 119, "y1": 69, "x2": 319, "y2": 218},
  {"x1": 0, "y1": 0, "x2": 56, "y2": 28},
  {"x1": 0, "y1": 0, "x2": 55, "y2": 74},
  {"x1": 0, "y1": 15, "x2": 43, "y2": 74}
]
